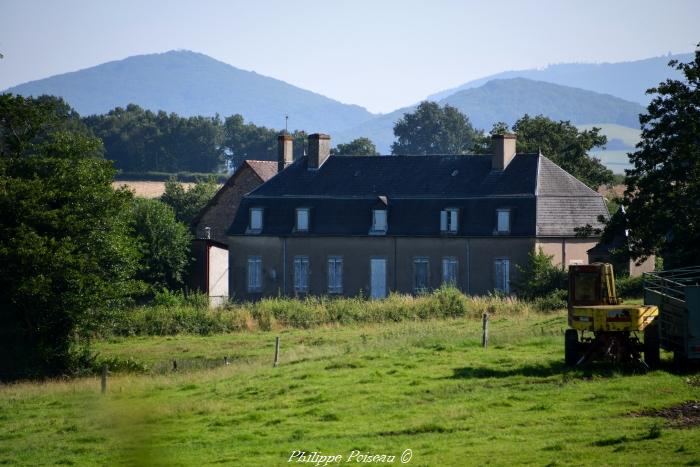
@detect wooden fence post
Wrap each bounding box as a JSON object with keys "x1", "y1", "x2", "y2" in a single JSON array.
[
  {"x1": 482, "y1": 313, "x2": 489, "y2": 348},
  {"x1": 101, "y1": 364, "x2": 108, "y2": 394},
  {"x1": 273, "y1": 336, "x2": 280, "y2": 367}
]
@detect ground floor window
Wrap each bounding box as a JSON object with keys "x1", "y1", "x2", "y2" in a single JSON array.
[
  {"x1": 442, "y1": 257, "x2": 458, "y2": 286},
  {"x1": 327, "y1": 256, "x2": 343, "y2": 294},
  {"x1": 413, "y1": 257, "x2": 429, "y2": 294},
  {"x1": 494, "y1": 257, "x2": 510, "y2": 293},
  {"x1": 247, "y1": 256, "x2": 262, "y2": 292},
  {"x1": 294, "y1": 256, "x2": 310, "y2": 294}
]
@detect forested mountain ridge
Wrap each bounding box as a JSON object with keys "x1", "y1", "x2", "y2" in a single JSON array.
[{"x1": 4, "y1": 50, "x2": 375, "y2": 133}]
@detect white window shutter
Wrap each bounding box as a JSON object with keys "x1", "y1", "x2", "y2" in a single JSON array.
[
  {"x1": 450, "y1": 210, "x2": 458, "y2": 232},
  {"x1": 440, "y1": 210, "x2": 448, "y2": 231}
]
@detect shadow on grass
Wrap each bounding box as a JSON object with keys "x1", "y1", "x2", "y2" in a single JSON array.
[{"x1": 449, "y1": 361, "x2": 652, "y2": 380}]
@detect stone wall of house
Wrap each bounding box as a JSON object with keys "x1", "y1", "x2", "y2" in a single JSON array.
[
  {"x1": 228, "y1": 235, "x2": 536, "y2": 300},
  {"x1": 194, "y1": 167, "x2": 262, "y2": 244},
  {"x1": 536, "y1": 238, "x2": 599, "y2": 268}
]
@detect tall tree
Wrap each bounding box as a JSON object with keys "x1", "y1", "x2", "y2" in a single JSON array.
[
  {"x1": 331, "y1": 137, "x2": 379, "y2": 156},
  {"x1": 0, "y1": 94, "x2": 142, "y2": 380},
  {"x1": 131, "y1": 198, "x2": 192, "y2": 290},
  {"x1": 391, "y1": 102, "x2": 482, "y2": 155},
  {"x1": 618, "y1": 48, "x2": 700, "y2": 268},
  {"x1": 490, "y1": 115, "x2": 614, "y2": 189}
]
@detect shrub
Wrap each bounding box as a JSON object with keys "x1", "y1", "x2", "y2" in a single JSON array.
[
  {"x1": 512, "y1": 248, "x2": 567, "y2": 299},
  {"x1": 533, "y1": 289, "x2": 568, "y2": 312},
  {"x1": 616, "y1": 275, "x2": 644, "y2": 299}
]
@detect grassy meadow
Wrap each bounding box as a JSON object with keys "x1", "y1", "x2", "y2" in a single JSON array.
[{"x1": 1, "y1": 305, "x2": 699, "y2": 466}]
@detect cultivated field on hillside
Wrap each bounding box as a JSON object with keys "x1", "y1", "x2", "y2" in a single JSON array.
[{"x1": 1, "y1": 312, "x2": 698, "y2": 466}]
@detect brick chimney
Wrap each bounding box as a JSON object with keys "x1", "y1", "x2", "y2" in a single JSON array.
[
  {"x1": 492, "y1": 133, "x2": 517, "y2": 171},
  {"x1": 308, "y1": 133, "x2": 331, "y2": 170},
  {"x1": 277, "y1": 134, "x2": 294, "y2": 172}
]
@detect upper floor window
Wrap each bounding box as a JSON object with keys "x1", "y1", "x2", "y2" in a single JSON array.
[
  {"x1": 496, "y1": 209, "x2": 510, "y2": 234},
  {"x1": 296, "y1": 208, "x2": 310, "y2": 232},
  {"x1": 249, "y1": 208, "x2": 263, "y2": 232},
  {"x1": 440, "y1": 208, "x2": 459, "y2": 233},
  {"x1": 372, "y1": 209, "x2": 387, "y2": 233}
]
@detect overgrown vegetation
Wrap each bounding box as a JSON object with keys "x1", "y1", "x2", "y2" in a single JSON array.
[{"x1": 101, "y1": 287, "x2": 560, "y2": 338}]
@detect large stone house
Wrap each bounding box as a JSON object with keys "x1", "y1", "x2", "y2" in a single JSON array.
[
  {"x1": 227, "y1": 133, "x2": 611, "y2": 300},
  {"x1": 189, "y1": 159, "x2": 277, "y2": 305}
]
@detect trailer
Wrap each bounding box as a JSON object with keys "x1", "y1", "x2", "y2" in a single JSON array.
[{"x1": 643, "y1": 266, "x2": 700, "y2": 364}]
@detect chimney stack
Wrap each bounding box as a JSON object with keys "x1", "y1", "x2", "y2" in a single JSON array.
[
  {"x1": 277, "y1": 134, "x2": 294, "y2": 172},
  {"x1": 492, "y1": 133, "x2": 517, "y2": 171},
  {"x1": 308, "y1": 133, "x2": 331, "y2": 170}
]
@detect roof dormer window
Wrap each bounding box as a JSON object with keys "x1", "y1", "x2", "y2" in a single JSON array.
[
  {"x1": 371, "y1": 209, "x2": 387, "y2": 234},
  {"x1": 496, "y1": 208, "x2": 510, "y2": 234},
  {"x1": 296, "y1": 208, "x2": 310, "y2": 232},
  {"x1": 440, "y1": 208, "x2": 459, "y2": 234},
  {"x1": 249, "y1": 207, "x2": 263, "y2": 233}
]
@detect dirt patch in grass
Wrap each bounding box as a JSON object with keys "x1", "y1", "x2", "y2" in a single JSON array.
[{"x1": 632, "y1": 401, "x2": 700, "y2": 428}]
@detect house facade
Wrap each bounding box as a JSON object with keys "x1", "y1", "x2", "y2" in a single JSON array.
[
  {"x1": 227, "y1": 133, "x2": 610, "y2": 300},
  {"x1": 189, "y1": 158, "x2": 277, "y2": 306},
  {"x1": 192, "y1": 159, "x2": 278, "y2": 244}
]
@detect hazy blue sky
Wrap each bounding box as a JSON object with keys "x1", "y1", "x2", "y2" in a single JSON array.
[{"x1": 1, "y1": 0, "x2": 698, "y2": 113}]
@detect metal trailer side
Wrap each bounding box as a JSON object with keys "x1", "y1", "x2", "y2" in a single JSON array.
[{"x1": 643, "y1": 267, "x2": 700, "y2": 361}]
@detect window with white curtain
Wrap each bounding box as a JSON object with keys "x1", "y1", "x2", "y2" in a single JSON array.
[{"x1": 247, "y1": 256, "x2": 262, "y2": 292}]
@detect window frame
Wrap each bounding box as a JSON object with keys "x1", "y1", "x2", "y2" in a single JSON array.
[
  {"x1": 295, "y1": 207, "x2": 310, "y2": 232},
  {"x1": 496, "y1": 208, "x2": 511, "y2": 234},
  {"x1": 440, "y1": 208, "x2": 459, "y2": 234},
  {"x1": 249, "y1": 207, "x2": 264, "y2": 233},
  {"x1": 412, "y1": 256, "x2": 430, "y2": 294},
  {"x1": 441, "y1": 256, "x2": 458, "y2": 287},
  {"x1": 494, "y1": 257, "x2": 510, "y2": 294},
  {"x1": 371, "y1": 208, "x2": 388, "y2": 234},
  {"x1": 247, "y1": 255, "x2": 263, "y2": 293},
  {"x1": 327, "y1": 256, "x2": 343, "y2": 294},
  {"x1": 293, "y1": 255, "x2": 310, "y2": 294}
]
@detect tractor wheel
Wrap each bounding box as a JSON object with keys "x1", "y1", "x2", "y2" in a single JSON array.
[
  {"x1": 565, "y1": 329, "x2": 580, "y2": 366},
  {"x1": 644, "y1": 322, "x2": 660, "y2": 368}
]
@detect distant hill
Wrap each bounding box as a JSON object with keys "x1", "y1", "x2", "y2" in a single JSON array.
[
  {"x1": 4, "y1": 50, "x2": 375, "y2": 133},
  {"x1": 336, "y1": 78, "x2": 646, "y2": 154},
  {"x1": 428, "y1": 53, "x2": 692, "y2": 104}
]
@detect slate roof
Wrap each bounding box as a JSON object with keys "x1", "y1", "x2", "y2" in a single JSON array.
[{"x1": 229, "y1": 153, "x2": 609, "y2": 238}]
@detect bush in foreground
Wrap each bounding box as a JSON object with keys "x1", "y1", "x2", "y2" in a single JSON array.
[{"x1": 106, "y1": 287, "x2": 551, "y2": 337}]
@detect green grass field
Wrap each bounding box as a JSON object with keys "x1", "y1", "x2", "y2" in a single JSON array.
[{"x1": 1, "y1": 312, "x2": 699, "y2": 466}]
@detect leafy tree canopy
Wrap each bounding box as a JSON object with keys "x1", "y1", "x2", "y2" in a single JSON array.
[
  {"x1": 617, "y1": 47, "x2": 700, "y2": 268},
  {"x1": 391, "y1": 102, "x2": 483, "y2": 155},
  {"x1": 84, "y1": 104, "x2": 224, "y2": 173},
  {"x1": 331, "y1": 137, "x2": 379, "y2": 156},
  {"x1": 0, "y1": 94, "x2": 142, "y2": 380},
  {"x1": 130, "y1": 198, "x2": 192, "y2": 291},
  {"x1": 490, "y1": 115, "x2": 614, "y2": 189},
  {"x1": 161, "y1": 176, "x2": 219, "y2": 225}
]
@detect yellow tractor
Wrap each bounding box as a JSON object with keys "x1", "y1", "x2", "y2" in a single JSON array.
[{"x1": 565, "y1": 263, "x2": 660, "y2": 367}]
